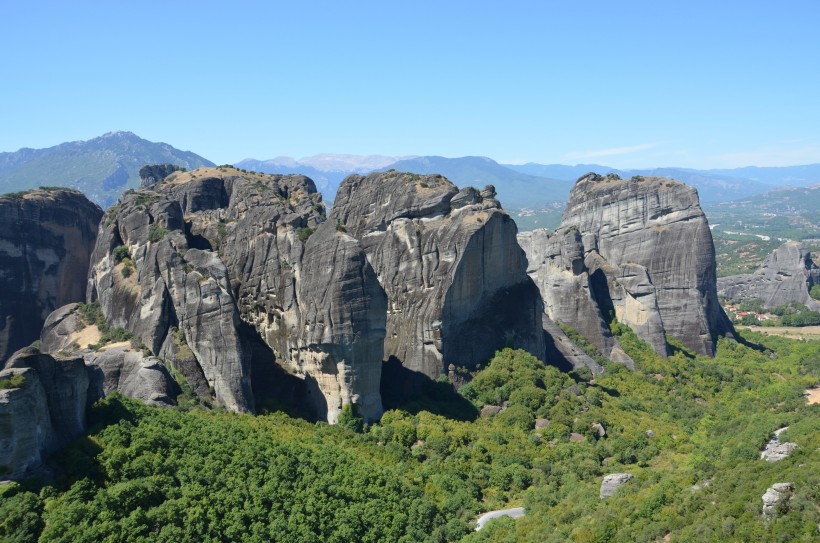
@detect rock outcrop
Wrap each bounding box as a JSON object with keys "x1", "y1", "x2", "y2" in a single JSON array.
[
  {"x1": 521, "y1": 173, "x2": 733, "y2": 358},
  {"x1": 762, "y1": 482, "x2": 793, "y2": 517},
  {"x1": 760, "y1": 427, "x2": 799, "y2": 462},
  {"x1": 600, "y1": 473, "x2": 634, "y2": 498},
  {"x1": 86, "y1": 166, "x2": 389, "y2": 421},
  {"x1": 1, "y1": 349, "x2": 89, "y2": 479},
  {"x1": 718, "y1": 242, "x2": 820, "y2": 310},
  {"x1": 331, "y1": 171, "x2": 545, "y2": 379},
  {"x1": 0, "y1": 189, "x2": 102, "y2": 363}
]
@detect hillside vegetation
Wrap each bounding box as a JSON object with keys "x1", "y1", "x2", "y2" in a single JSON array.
[{"x1": 2, "y1": 330, "x2": 818, "y2": 542}]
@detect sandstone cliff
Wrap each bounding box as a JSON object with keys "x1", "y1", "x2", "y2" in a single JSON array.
[
  {"x1": 521, "y1": 173, "x2": 733, "y2": 358},
  {"x1": 331, "y1": 171, "x2": 545, "y2": 379},
  {"x1": 717, "y1": 242, "x2": 820, "y2": 310},
  {"x1": 0, "y1": 189, "x2": 102, "y2": 362},
  {"x1": 1, "y1": 348, "x2": 89, "y2": 479},
  {"x1": 86, "y1": 166, "x2": 388, "y2": 421}
]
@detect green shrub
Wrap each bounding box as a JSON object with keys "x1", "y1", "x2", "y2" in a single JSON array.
[
  {"x1": 0, "y1": 374, "x2": 26, "y2": 389},
  {"x1": 113, "y1": 245, "x2": 130, "y2": 263},
  {"x1": 148, "y1": 224, "x2": 168, "y2": 243},
  {"x1": 297, "y1": 226, "x2": 315, "y2": 242},
  {"x1": 811, "y1": 284, "x2": 820, "y2": 300}
]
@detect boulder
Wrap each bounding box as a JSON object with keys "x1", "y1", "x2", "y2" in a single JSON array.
[
  {"x1": 85, "y1": 347, "x2": 176, "y2": 408},
  {"x1": 762, "y1": 482, "x2": 793, "y2": 517},
  {"x1": 600, "y1": 473, "x2": 634, "y2": 498}
]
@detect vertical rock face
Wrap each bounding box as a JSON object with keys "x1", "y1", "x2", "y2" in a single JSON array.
[
  {"x1": 87, "y1": 167, "x2": 387, "y2": 421},
  {"x1": 1, "y1": 349, "x2": 89, "y2": 479},
  {"x1": 521, "y1": 173, "x2": 733, "y2": 358},
  {"x1": 331, "y1": 171, "x2": 545, "y2": 379},
  {"x1": 0, "y1": 189, "x2": 102, "y2": 363},
  {"x1": 717, "y1": 242, "x2": 820, "y2": 310},
  {"x1": 296, "y1": 219, "x2": 387, "y2": 422}
]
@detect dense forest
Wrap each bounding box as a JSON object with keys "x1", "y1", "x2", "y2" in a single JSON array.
[{"x1": 2, "y1": 327, "x2": 818, "y2": 542}]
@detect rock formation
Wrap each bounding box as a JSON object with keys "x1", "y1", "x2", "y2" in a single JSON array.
[
  {"x1": 0, "y1": 188, "x2": 102, "y2": 363},
  {"x1": 331, "y1": 171, "x2": 545, "y2": 379},
  {"x1": 1, "y1": 348, "x2": 89, "y2": 479},
  {"x1": 86, "y1": 166, "x2": 389, "y2": 421},
  {"x1": 762, "y1": 482, "x2": 793, "y2": 517},
  {"x1": 521, "y1": 173, "x2": 733, "y2": 358},
  {"x1": 600, "y1": 473, "x2": 634, "y2": 499},
  {"x1": 760, "y1": 427, "x2": 799, "y2": 462},
  {"x1": 718, "y1": 242, "x2": 820, "y2": 310}
]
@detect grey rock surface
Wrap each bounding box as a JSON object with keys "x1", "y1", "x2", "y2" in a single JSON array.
[
  {"x1": 5, "y1": 349, "x2": 88, "y2": 443},
  {"x1": 331, "y1": 171, "x2": 545, "y2": 380},
  {"x1": 294, "y1": 219, "x2": 387, "y2": 422},
  {"x1": 762, "y1": 482, "x2": 793, "y2": 516},
  {"x1": 85, "y1": 346, "x2": 177, "y2": 408},
  {"x1": 521, "y1": 173, "x2": 733, "y2": 358},
  {"x1": 87, "y1": 166, "x2": 390, "y2": 421},
  {"x1": 718, "y1": 242, "x2": 820, "y2": 310},
  {"x1": 0, "y1": 189, "x2": 102, "y2": 362},
  {"x1": 760, "y1": 427, "x2": 799, "y2": 462},
  {"x1": 1, "y1": 349, "x2": 89, "y2": 479},
  {"x1": 0, "y1": 367, "x2": 54, "y2": 479},
  {"x1": 600, "y1": 472, "x2": 634, "y2": 498}
]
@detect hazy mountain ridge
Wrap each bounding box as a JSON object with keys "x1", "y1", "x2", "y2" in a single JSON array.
[{"x1": 0, "y1": 132, "x2": 214, "y2": 207}]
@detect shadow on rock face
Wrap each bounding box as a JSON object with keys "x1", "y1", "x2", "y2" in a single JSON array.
[
  {"x1": 241, "y1": 322, "x2": 312, "y2": 421},
  {"x1": 380, "y1": 356, "x2": 478, "y2": 422}
]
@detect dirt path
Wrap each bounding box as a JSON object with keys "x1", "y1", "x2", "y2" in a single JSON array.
[{"x1": 805, "y1": 388, "x2": 820, "y2": 405}]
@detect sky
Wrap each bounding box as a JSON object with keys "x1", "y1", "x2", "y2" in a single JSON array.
[{"x1": 1, "y1": 1, "x2": 819, "y2": 169}]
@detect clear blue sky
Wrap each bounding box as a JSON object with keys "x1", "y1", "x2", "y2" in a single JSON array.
[{"x1": 2, "y1": 1, "x2": 818, "y2": 168}]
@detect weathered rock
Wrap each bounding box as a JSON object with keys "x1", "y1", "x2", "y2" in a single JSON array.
[
  {"x1": 87, "y1": 166, "x2": 390, "y2": 421},
  {"x1": 600, "y1": 473, "x2": 634, "y2": 498},
  {"x1": 85, "y1": 347, "x2": 177, "y2": 407},
  {"x1": 294, "y1": 219, "x2": 387, "y2": 422},
  {"x1": 762, "y1": 482, "x2": 793, "y2": 517},
  {"x1": 87, "y1": 168, "x2": 318, "y2": 413},
  {"x1": 592, "y1": 422, "x2": 606, "y2": 438},
  {"x1": 1, "y1": 349, "x2": 89, "y2": 479},
  {"x1": 139, "y1": 164, "x2": 185, "y2": 188},
  {"x1": 534, "y1": 418, "x2": 550, "y2": 429},
  {"x1": 481, "y1": 405, "x2": 503, "y2": 417},
  {"x1": 521, "y1": 173, "x2": 733, "y2": 358},
  {"x1": 760, "y1": 427, "x2": 799, "y2": 462},
  {"x1": 5, "y1": 349, "x2": 88, "y2": 443},
  {"x1": 718, "y1": 242, "x2": 820, "y2": 310},
  {"x1": 569, "y1": 432, "x2": 586, "y2": 442},
  {"x1": 331, "y1": 171, "x2": 545, "y2": 380},
  {"x1": 0, "y1": 189, "x2": 102, "y2": 362},
  {"x1": 0, "y1": 367, "x2": 54, "y2": 479}
]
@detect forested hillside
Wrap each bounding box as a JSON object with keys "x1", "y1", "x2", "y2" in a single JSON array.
[{"x1": 2, "y1": 328, "x2": 818, "y2": 542}]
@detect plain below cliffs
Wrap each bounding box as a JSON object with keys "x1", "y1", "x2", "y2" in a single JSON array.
[
  {"x1": 520, "y1": 173, "x2": 734, "y2": 359},
  {"x1": 0, "y1": 189, "x2": 102, "y2": 363}
]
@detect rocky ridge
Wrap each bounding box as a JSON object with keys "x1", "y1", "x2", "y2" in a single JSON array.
[
  {"x1": 0, "y1": 188, "x2": 102, "y2": 363},
  {"x1": 520, "y1": 173, "x2": 733, "y2": 358}
]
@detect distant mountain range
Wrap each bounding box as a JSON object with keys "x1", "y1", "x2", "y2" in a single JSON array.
[
  {"x1": 3, "y1": 131, "x2": 820, "y2": 212},
  {"x1": 0, "y1": 132, "x2": 213, "y2": 207}
]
